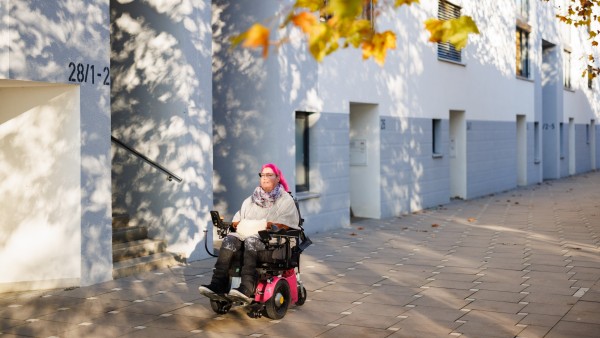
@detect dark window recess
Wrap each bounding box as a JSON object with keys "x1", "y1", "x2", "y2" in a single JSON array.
[{"x1": 295, "y1": 112, "x2": 310, "y2": 192}]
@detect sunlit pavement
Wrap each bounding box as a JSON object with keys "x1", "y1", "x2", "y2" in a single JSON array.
[{"x1": 1, "y1": 172, "x2": 600, "y2": 338}]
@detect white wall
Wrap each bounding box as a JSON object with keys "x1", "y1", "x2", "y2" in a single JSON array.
[
  {"x1": 2, "y1": 0, "x2": 111, "y2": 288},
  {"x1": 0, "y1": 83, "x2": 81, "y2": 291},
  {"x1": 314, "y1": 1, "x2": 598, "y2": 212},
  {"x1": 318, "y1": 1, "x2": 536, "y2": 123}
]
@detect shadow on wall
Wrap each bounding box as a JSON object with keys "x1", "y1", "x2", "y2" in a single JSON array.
[
  {"x1": 110, "y1": 0, "x2": 213, "y2": 261},
  {"x1": 211, "y1": 0, "x2": 319, "y2": 221},
  {"x1": 0, "y1": 83, "x2": 82, "y2": 289},
  {"x1": 6, "y1": 0, "x2": 113, "y2": 286}
]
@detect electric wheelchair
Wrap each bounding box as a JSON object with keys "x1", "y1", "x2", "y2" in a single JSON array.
[{"x1": 204, "y1": 198, "x2": 312, "y2": 319}]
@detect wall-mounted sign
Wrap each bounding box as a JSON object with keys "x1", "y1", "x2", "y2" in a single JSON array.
[
  {"x1": 68, "y1": 62, "x2": 110, "y2": 86},
  {"x1": 350, "y1": 139, "x2": 367, "y2": 166}
]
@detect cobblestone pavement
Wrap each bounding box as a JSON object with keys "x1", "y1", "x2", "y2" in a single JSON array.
[{"x1": 1, "y1": 172, "x2": 599, "y2": 337}]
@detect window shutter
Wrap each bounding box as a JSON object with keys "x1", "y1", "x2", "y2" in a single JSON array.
[{"x1": 437, "y1": 1, "x2": 462, "y2": 62}]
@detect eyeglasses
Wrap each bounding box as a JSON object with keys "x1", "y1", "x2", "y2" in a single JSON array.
[{"x1": 258, "y1": 173, "x2": 277, "y2": 178}]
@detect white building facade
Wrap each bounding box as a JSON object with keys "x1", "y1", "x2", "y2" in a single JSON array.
[
  {"x1": 214, "y1": 0, "x2": 599, "y2": 230},
  {"x1": 0, "y1": 0, "x2": 598, "y2": 291}
]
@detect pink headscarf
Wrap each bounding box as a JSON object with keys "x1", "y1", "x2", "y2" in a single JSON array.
[{"x1": 261, "y1": 163, "x2": 290, "y2": 192}]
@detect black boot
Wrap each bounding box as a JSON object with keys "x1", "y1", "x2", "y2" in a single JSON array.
[
  {"x1": 233, "y1": 247, "x2": 258, "y2": 298},
  {"x1": 200, "y1": 247, "x2": 234, "y2": 295}
]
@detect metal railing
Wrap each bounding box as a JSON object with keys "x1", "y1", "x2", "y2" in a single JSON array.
[{"x1": 111, "y1": 136, "x2": 183, "y2": 183}]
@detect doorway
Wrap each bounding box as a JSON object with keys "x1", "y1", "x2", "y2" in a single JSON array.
[
  {"x1": 0, "y1": 81, "x2": 82, "y2": 290},
  {"x1": 569, "y1": 118, "x2": 575, "y2": 175},
  {"x1": 517, "y1": 115, "x2": 527, "y2": 186},
  {"x1": 349, "y1": 103, "x2": 380, "y2": 219},
  {"x1": 541, "y1": 40, "x2": 560, "y2": 179},
  {"x1": 449, "y1": 110, "x2": 466, "y2": 199}
]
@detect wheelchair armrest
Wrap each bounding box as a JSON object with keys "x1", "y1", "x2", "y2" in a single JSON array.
[
  {"x1": 210, "y1": 210, "x2": 235, "y2": 238},
  {"x1": 284, "y1": 229, "x2": 301, "y2": 237},
  {"x1": 258, "y1": 230, "x2": 271, "y2": 242},
  {"x1": 258, "y1": 226, "x2": 288, "y2": 242}
]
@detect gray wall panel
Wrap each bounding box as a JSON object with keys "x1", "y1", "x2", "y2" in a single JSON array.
[
  {"x1": 467, "y1": 121, "x2": 517, "y2": 199},
  {"x1": 380, "y1": 117, "x2": 450, "y2": 218},
  {"x1": 298, "y1": 112, "x2": 350, "y2": 233}
]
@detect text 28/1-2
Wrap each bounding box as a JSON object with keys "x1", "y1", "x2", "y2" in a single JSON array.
[{"x1": 68, "y1": 62, "x2": 110, "y2": 86}]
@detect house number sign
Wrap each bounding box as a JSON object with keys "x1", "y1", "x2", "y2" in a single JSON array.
[{"x1": 68, "y1": 62, "x2": 110, "y2": 86}]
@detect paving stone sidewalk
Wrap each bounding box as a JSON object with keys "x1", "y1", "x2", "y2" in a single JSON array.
[{"x1": 1, "y1": 172, "x2": 599, "y2": 337}]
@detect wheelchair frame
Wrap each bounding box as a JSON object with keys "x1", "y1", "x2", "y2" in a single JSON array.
[{"x1": 204, "y1": 195, "x2": 312, "y2": 319}]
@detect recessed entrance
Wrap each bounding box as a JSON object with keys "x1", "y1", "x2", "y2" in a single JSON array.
[
  {"x1": 517, "y1": 115, "x2": 527, "y2": 186},
  {"x1": 449, "y1": 110, "x2": 466, "y2": 199},
  {"x1": 349, "y1": 103, "x2": 380, "y2": 219}
]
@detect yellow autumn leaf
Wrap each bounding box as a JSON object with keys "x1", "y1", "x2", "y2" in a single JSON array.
[
  {"x1": 328, "y1": 0, "x2": 364, "y2": 19},
  {"x1": 241, "y1": 23, "x2": 270, "y2": 58},
  {"x1": 292, "y1": 12, "x2": 318, "y2": 33},
  {"x1": 424, "y1": 15, "x2": 479, "y2": 51},
  {"x1": 394, "y1": 0, "x2": 420, "y2": 7},
  {"x1": 308, "y1": 24, "x2": 339, "y2": 61},
  {"x1": 345, "y1": 19, "x2": 372, "y2": 47},
  {"x1": 424, "y1": 18, "x2": 445, "y2": 42},
  {"x1": 294, "y1": 0, "x2": 324, "y2": 11},
  {"x1": 362, "y1": 30, "x2": 396, "y2": 65},
  {"x1": 446, "y1": 16, "x2": 479, "y2": 50}
]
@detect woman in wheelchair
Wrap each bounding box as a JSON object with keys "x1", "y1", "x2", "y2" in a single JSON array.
[{"x1": 199, "y1": 163, "x2": 300, "y2": 304}]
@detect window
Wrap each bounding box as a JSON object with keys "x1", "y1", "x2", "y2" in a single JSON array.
[
  {"x1": 534, "y1": 122, "x2": 540, "y2": 163},
  {"x1": 563, "y1": 49, "x2": 572, "y2": 89},
  {"x1": 516, "y1": 0, "x2": 529, "y2": 20},
  {"x1": 586, "y1": 123, "x2": 591, "y2": 144},
  {"x1": 588, "y1": 65, "x2": 594, "y2": 89},
  {"x1": 295, "y1": 111, "x2": 310, "y2": 192},
  {"x1": 437, "y1": 0, "x2": 461, "y2": 63},
  {"x1": 516, "y1": 27, "x2": 530, "y2": 78},
  {"x1": 432, "y1": 119, "x2": 442, "y2": 156}
]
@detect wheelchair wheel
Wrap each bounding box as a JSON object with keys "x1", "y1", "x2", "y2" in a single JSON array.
[
  {"x1": 264, "y1": 279, "x2": 291, "y2": 319},
  {"x1": 295, "y1": 284, "x2": 307, "y2": 306},
  {"x1": 210, "y1": 299, "x2": 232, "y2": 314}
]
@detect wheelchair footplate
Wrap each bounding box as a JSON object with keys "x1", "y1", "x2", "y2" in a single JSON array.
[
  {"x1": 201, "y1": 287, "x2": 262, "y2": 316},
  {"x1": 200, "y1": 289, "x2": 252, "y2": 305},
  {"x1": 198, "y1": 287, "x2": 229, "y2": 303},
  {"x1": 246, "y1": 302, "x2": 266, "y2": 318}
]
